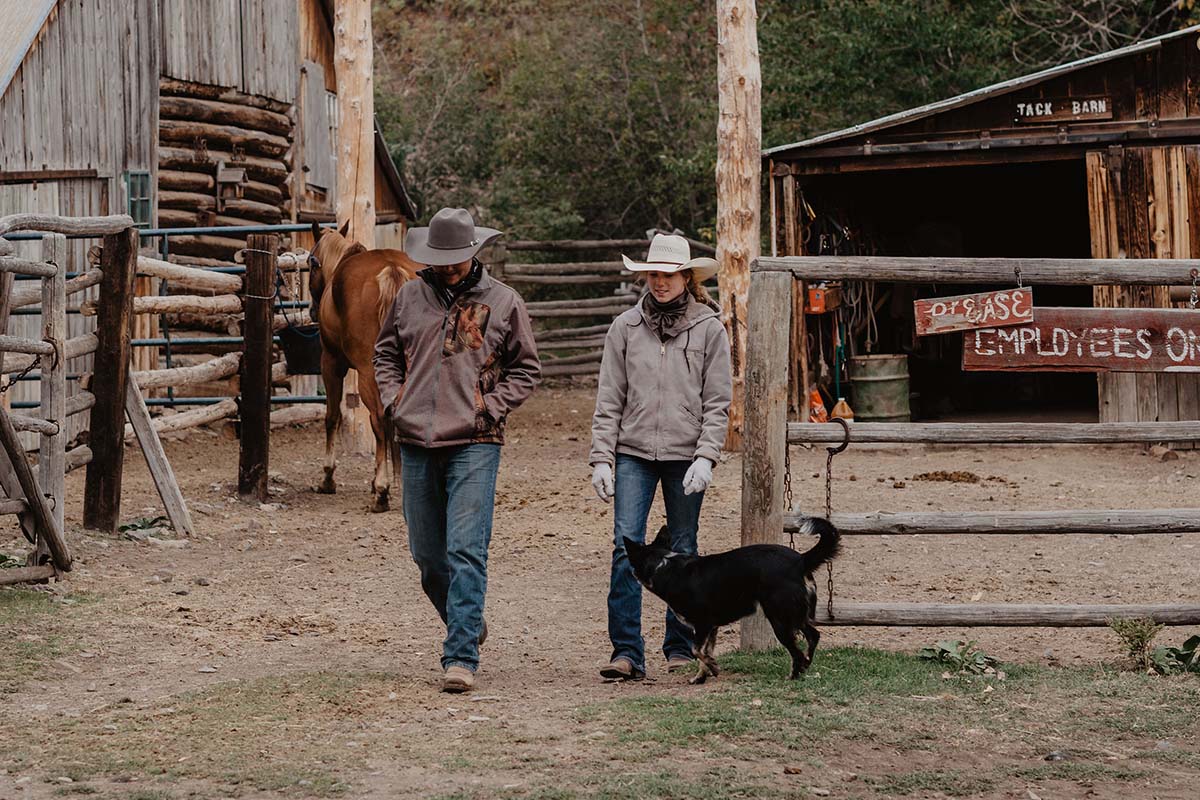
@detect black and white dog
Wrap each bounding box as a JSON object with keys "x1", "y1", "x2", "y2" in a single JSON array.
[{"x1": 623, "y1": 517, "x2": 841, "y2": 684}]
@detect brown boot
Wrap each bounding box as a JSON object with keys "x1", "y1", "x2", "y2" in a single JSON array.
[
  {"x1": 441, "y1": 665, "x2": 476, "y2": 693},
  {"x1": 600, "y1": 657, "x2": 643, "y2": 681}
]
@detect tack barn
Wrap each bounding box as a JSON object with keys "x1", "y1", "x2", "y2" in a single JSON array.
[{"x1": 766, "y1": 25, "x2": 1200, "y2": 425}]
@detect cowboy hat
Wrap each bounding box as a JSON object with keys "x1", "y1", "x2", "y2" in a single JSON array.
[
  {"x1": 405, "y1": 207, "x2": 502, "y2": 266},
  {"x1": 622, "y1": 234, "x2": 719, "y2": 282}
]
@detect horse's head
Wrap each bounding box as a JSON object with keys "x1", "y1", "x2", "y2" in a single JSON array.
[{"x1": 307, "y1": 221, "x2": 364, "y2": 323}]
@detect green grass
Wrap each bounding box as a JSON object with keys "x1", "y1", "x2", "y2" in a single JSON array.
[
  {"x1": 0, "y1": 587, "x2": 66, "y2": 693},
  {"x1": 864, "y1": 769, "x2": 995, "y2": 796}
]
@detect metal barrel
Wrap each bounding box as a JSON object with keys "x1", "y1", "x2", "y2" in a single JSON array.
[{"x1": 848, "y1": 354, "x2": 911, "y2": 422}]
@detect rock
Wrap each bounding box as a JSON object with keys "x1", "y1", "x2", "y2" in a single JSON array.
[
  {"x1": 172, "y1": 589, "x2": 189, "y2": 596},
  {"x1": 124, "y1": 529, "x2": 151, "y2": 543},
  {"x1": 1044, "y1": 750, "x2": 1068, "y2": 762},
  {"x1": 1150, "y1": 445, "x2": 1179, "y2": 462},
  {"x1": 1156, "y1": 740, "x2": 1173, "y2": 751},
  {"x1": 892, "y1": 481, "x2": 906, "y2": 489},
  {"x1": 783, "y1": 766, "x2": 803, "y2": 775},
  {"x1": 149, "y1": 537, "x2": 188, "y2": 549},
  {"x1": 194, "y1": 577, "x2": 212, "y2": 586},
  {"x1": 1027, "y1": 790, "x2": 1043, "y2": 800},
  {"x1": 197, "y1": 665, "x2": 218, "y2": 674},
  {"x1": 810, "y1": 789, "x2": 831, "y2": 797},
  {"x1": 53, "y1": 776, "x2": 73, "y2": 784},
  {"x1": 466, "y1": 714, "x2": 490, "y2": 722}
]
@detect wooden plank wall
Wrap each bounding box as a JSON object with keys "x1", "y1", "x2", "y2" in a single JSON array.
[
  {"x1": 1088, "y1": 145, "x2": 1200, "y2": 427},
  {"x1": 0, "y1": 0, "x2": 158, "y2": 201},
  {"x1": 160, "y1": 0, "x2": 298, "y2": 105}
]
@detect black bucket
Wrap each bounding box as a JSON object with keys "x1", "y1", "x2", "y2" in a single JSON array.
[{"x1": 277, "y1": 323, "x2": 323, "y2": 375}]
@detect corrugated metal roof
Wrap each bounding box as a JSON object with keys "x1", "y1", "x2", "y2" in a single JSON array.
[
  {"x1": 0, "y1": 0, "x2": 57, "y2": 99},
  {"x1": 765, "y1": 24, "x2": 1200, "y2": 157}
]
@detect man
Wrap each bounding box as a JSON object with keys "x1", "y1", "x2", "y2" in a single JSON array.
[{"x1": 374, "y1": 207, "x2": 541, "y2": 692}]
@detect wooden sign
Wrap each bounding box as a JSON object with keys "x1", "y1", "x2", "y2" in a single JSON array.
[
  {"x1": 914, "y1": 288, "x2": 1032, "y2": 336},
  {"x1": 963, "y1": 307, "x2": 1200, "y2": 373},
  {"x1": 1013, "y1": 96, "x2": 1112, "y2": 124}
]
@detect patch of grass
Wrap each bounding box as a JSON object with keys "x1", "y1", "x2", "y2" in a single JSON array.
[
  {"x1": 0, "y1": 587, "x2": 64, "y2": 693},
  {"x1": 1, "y1": 672, "x2": 382, "y2": 797},
  {"x1": 1136, "y1": 748, "x2": 1200, "y2": 768},
  {"x1": 865, "y1": 769, "x2": 995, "y2": 796},
  {"x1": 1009, "y1": 761, "x2": 1148, "y2": 782}
]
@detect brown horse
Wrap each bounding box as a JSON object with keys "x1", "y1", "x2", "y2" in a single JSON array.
[{"x1": 308, "y1": 222, "x2": 420, "y2": 512}]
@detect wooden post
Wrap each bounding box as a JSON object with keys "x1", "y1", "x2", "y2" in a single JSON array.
[
  {"x1": 334, "y1": 0, "x2": 376, "y2": 456},
  {"x1": 125, "y1": 372, "x2": 194, "y2": 535},
  {"x1": 84, "y1": 227, "x2": 137, "y2": 533},
  {"x1": 740, "y1": 270, "x2": 791, "y2": 650},
  {"x1": 0, "y1": 270, "x2": 37, "y2": 546},
  {"x1": 716, "y1": 0, "x2": 761, "y2": 452},
  {"x1": 239, "y1": 234, "x2": 275, "y2": 502},
  {"x1": 40, "y1": 234, "x2": 67, "y2": 535},
  {"x1": 0, "y1": 407, "x2": 70, "y2": 570}
]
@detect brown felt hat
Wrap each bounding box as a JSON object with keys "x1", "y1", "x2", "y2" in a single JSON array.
[{"x1": 405, "y1": 208, "x2": 502, "y2": 266}]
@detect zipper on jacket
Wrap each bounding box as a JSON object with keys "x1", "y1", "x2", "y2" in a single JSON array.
[
  {"x1": 653, "y1": 337, "x2": 666, "y2": 459},
  {"x1": 426, "y1": 307, "x2": 452, "y2": 447}
]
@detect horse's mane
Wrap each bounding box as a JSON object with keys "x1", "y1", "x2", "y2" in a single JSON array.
[{"x1": 316, "y1": 232, "x2": 367, "y2": 278}]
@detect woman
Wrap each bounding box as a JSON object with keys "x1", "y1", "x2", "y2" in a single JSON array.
[{"x1": 588, "y1": 233, "x2": 733, "y2": 680}]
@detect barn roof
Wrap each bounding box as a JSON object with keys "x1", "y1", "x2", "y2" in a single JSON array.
[
  {"x1": 0, "y1": 0, "x2": 56, "y2": 99},
  {"x1": 376, "y1": 123, "x2": 417, "y2": 221},
  {"x1": 765, "y1": 24, "x2": 1200, "y2": 158}
]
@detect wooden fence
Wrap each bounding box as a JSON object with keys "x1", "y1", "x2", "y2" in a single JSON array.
[
  {"x1": 493, "y1": 236, "x2": 717, "y2": 377},
  {"x1": 741, "y1": 255, "x2": 1200, "y2": 645}
]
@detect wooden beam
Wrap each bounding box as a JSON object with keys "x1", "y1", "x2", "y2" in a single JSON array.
[
  {"x1": 81, "y1": 294, "x2": 243, "y2": 317},
  {"x1": 84, "y1": 227, "x2": 137, "y2": 533},
  {"x1": 131, "y1": 352, "x2": 241, "y2": 390},
  {"x1": 10, "y1": 269, "x2": 102, "y2": 308},
  {"x1": 813, "y1": 603, "x2": 1200, "y2": 627},
  {"x1": 504, "y1": 261, "x2": 628, "y2": 276},
  {"x1": 125, "y1": 399, "x2": 238, "y2": 440},
  {"x1": 755, "y1": 255, "x2": 1200, "y2": 286},
  {"x1": 0, "y1": 271, "x2": 36, "y2": 546},
  {"x1": 785, "y1": 509, "x2": 1200, "y2": 535},
  {"x1": 715, "y1": 0, "x2": 759, "y2": 452},
  {"x1": 124, "y1": 373, "x2": 194, "y2": 536},
  {"x1": 788, "y1": 420, "x2": 1200, "y2": 444},
  {"x1": 239, "y1": 234, "x2": 275, "y2": 502},
  {"x1": 0, "y1": 214, "x2": 134, "y2": 255},
  {"x1": 65, "y1": 445, "x2": 92, "y2": 473},
  {"x1": 0, "y1": 257, "x2": 57, "y2": 277},
  {"x1": 0, "y1": 565, "x2": 58, "y2": 586},
  {"x1": 0, "y1": 334, "x2": 55, "y2": 356},
  {"x1": 0, "y1": 407, "x2": 70, "y2": 569},
  {"x1": 741, "y1": 270, "x2": 792, "y2": 649},
  {"x1": 159, "y1": 95, "x2": 292, "y2": 136}
]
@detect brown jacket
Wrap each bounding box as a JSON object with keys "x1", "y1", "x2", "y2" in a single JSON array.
[{"x1": 374, "y1": 270, "x2": 541, "y2": 447}]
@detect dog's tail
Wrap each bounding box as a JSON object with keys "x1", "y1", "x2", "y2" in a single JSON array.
[{"x1": 795, "y1": 516, "x2": 841, "y2": 574}]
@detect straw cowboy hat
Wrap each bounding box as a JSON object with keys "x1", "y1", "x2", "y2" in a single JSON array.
[
  {"x1": 622, "y1": 233, "x2": 719, "y2": 283},
  {"x1": 406, "y1": 207, "x2": 502, "y2": 266}
]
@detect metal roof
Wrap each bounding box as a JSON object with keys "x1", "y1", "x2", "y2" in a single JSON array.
[
  {"x1": 764, "y1": 24, "x2": 1200, "y2": 158},
  {"x1": 0, "y1": 0, "x2": 57, "y2": 99}
]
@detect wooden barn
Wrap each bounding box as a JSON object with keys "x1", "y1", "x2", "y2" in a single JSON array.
[
  {"x1": 0, "y1": 0, "x2": 415, "y2": 259},
  {"x1": 766, "y1": 25, "x2": 1200, "y2": 425}
]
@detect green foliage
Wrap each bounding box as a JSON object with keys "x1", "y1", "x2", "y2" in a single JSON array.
[
  {"x1": 1108, "y1": 616, "x2": 1165, "y2": 670},
  {"x1": 118, "y1": 515, "x2": 169, "y2": 533},
  {"x1": 918, "y1": 639, "x2": 998, "y2": 674},
  {"x1": 1150, "y1": 634, "x2": 1200, "y2": 675},
  {"x1": 0, "y1": 552, "x2": 23, "y2": 568},
  {"x1": 375, "y1": 1, "x2": 1191, "y2": 241}
]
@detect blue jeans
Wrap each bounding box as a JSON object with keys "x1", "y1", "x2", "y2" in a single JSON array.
[
  {"x1": 400, "y1": 443, "x2": 501, "y2": 672},
  {"x1": 608, "y1": 453, "x2": 705, "y2": 674}
]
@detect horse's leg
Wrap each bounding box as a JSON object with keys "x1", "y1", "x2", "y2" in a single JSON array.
[
  {"x1": 316, "y1": 350, "x2": 348, "y2": 494},
  {"x1": 358, "y1": 370, "x2": 391, "y2": 513}
]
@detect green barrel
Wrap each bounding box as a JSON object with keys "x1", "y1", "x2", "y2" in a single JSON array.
[{"x1": 848, "y1": 354, "x2": 910, "y2": 422}]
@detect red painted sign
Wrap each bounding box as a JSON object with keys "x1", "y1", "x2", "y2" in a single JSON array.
[
  {"x1": 914, "y1": 288, "x2": 1033, "y2": 336},
  {"x1": 963, "y1": 307, "x2": 1200, "y2": 373}
]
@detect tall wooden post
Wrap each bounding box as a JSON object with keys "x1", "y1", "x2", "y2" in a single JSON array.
[
  {"x1": 239, "y1": 234, "x2": 276, "y2": 502},
  {"x1": 716, "y1": 0, "x2": 761, "y2": 452},
  {"x1": 334, "y1": 0, "x2": 376, "y2": 455},
  {"x1": 740, "y1": 270, "x2": 791, "y2": 649},
  {"x1": 84, "y1": 227, "x2": 137, "y2": 533},
  {"x1": 40, "y1": 233, "x2": 67, "y2": 535}
]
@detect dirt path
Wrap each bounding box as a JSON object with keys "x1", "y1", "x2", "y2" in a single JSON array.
[{"x1": 2, "y1": 385, "x2": 1198, "y2": 798}]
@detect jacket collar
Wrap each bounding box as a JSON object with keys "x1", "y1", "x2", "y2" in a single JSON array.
[{"x1": 632, "y1": 292, "x2": 718, "y2": 333}]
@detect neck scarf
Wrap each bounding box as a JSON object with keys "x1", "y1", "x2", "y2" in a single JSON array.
[
  {"x1": 421, "y1": 258, "x2": 484, "y2": 308},
  {"x1": 644, "y1": 290, "x2": 691, "y2": 341}
]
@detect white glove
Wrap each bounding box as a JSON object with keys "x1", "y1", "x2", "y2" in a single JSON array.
[
  {"x1": 682, "y1": 457, "x2": 713, "y2": 496},
  {"x1": 591, "y1": 462, "x2": 614, "y2": 503}
]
